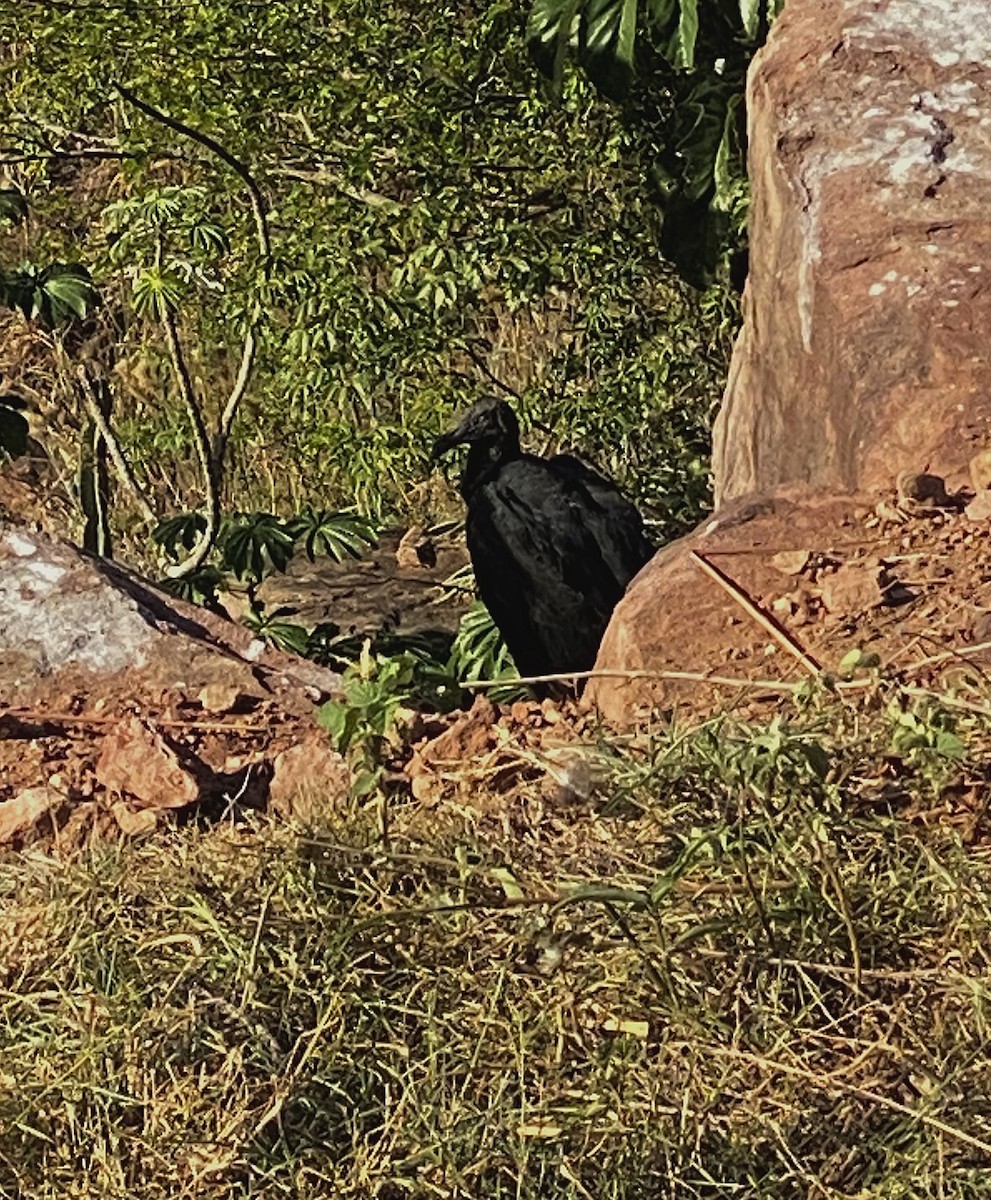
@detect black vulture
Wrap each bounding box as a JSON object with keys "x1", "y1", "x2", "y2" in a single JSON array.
[{"x1": 432, "y1": 397, "x2": 655, "y2": 679}]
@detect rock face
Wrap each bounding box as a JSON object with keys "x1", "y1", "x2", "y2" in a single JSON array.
[
  {"x1": 592, "y1": 0, "x2": 991, "y2": 721},
  {"x1": 713, "y1": 0, "x2": 991, "y2": 504}
]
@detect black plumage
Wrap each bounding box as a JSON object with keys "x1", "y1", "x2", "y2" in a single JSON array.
[{"x1": 432, "y1": 397, "x2": 655, "y2": 679}]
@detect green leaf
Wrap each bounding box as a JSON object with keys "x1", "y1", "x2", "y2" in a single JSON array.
[
  {"x1": 220, "y1": 513, "x2": 296, "y2": 581},
  {"x1": 286, "y1": 508, "x2": 378, "y2": 562},
  {"x1": 153, "y1": 511, "x2": 209, "y2": 559},
  {"x1": 526, "y1": 0, "x2": 582, "y2": 85},
  {"x1": 157, "y1": 564, "x2": 226, "y2": 606},
  {"x1": 132, "y1": 268, "x2": 184, "y2": 319},
  {"x1": 244, "y1": 608, "x2": 310, "y2": 655},
  {"x1": 189, "y1": 221, "x2": 230, "y2": 256},
  {"x1": 739, "y1": 0, "x2": 761, "y2": 39},
  {"x1": 0, "y1": 189, "x2": 28, "y2": 227},
  {"x1": 579, "y1": 0, "x2": 637, "y2": 100},
  {"x1": 38, "y1": 264, "x2": 98, "y2": 322},
  {"x1": 671, "y1": 0, "x2": 699, "y2": 70}
]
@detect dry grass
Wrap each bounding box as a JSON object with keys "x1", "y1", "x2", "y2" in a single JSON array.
[{"x1": 3, "y1": 690, "x2": 991, "y2": 1198}]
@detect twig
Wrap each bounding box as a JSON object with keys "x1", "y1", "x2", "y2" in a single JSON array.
[
  {"x1": 114, "y1": 82, "x2": 269, "y2": 259},
  {"x1": 690, "y1": 550, "x2": 824, "y2": 676},
  {"x1": 699, "y1": 1043, "x2": 991, "y2": 1158},
  {"x1": 0, "y1": 706, "x2": 270, "y2": 735},
  {"x1": 467, "y1": 667, "x2": 868, "y2": 693},
  {"x1": 900, "y1": 638, "x2": 991, "y2": 676},
  {"x1": 160, "y1": 308, "x2": 218, "y2": 574}
]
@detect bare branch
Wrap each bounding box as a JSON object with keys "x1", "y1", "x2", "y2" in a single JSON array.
[
  {"x1": 114, "y1": 82, "x2": 270, "y2": 260},
  {"x1": 76, "y1": 367, "x2": 157, "y2": 526},
  {"x1": 115, "y1": 82, "x2": 270, "y2": 536},
  {"x1": 161, "y1": 309, "x2": 219, "y2": 575}
]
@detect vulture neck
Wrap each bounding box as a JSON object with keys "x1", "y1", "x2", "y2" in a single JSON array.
[{"x1": 461, "y1": 431, "x2": 522, "y2": 499}]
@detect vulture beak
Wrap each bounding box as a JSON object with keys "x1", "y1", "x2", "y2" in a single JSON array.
[{"x1": 431, "y1": 428, "x2": 461, "y2": 460}]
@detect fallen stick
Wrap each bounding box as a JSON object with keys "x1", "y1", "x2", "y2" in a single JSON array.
[{"x1": 690, "y1": 550, "x2": 823, "y2": 676}]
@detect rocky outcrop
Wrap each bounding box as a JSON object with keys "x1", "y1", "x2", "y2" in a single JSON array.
[
  {"x1": 0, "y1": 525, "x2": 348, "y2": 844},
  {"x1": 714, "y1": 0, "x2": 991, "y2": 502},
  {"x1": 592, "y1": 0, "x2": 991, "y2": 720}
]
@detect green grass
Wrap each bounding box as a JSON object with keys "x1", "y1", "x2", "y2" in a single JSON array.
[{"x1": 3, "y1": 689, "x2": 991, "y2": 1197}]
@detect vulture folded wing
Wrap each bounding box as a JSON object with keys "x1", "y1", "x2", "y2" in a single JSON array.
[
  {"x1": 549, "y1": 454, "x2": 655, "y2": 586},
  {"x1": 466, "y1": 457, "x2": 626, "y2": 676}
]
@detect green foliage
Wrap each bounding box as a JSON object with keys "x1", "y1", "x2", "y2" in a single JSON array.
[
  {"x1": 285, "y1": 508, "x2": 378, "y2": 563},
  {"x1": 318, "y1": 644, "x2": 419, "y2": 795},
  {"x1": 152, "y1": 511, "x2": 209, "y2": 560},
  {"x1": 526, "y1": 0, "x2": 782, "y2": 284},
  {"x1": 157, "y1": 563, "x2": 226, "y2": 607},
  {"x1": 888, "y1": 700, "x2": 965, "y2": 790},
  {"x1": 449, "y1": 600, "x2": 526, "y2": 701},
  {"x1": 242, "y1": 603, "x2": 310, "y2": 655},
  {"x1": 219, "y1": 512, "x2": 296, "y2": 581},
  {"x1": 0, "y1": 0, "x2": 738, "y2": 537},
  {"x1": 0, "y1": 262, "x2": 99, "y2": 327}
]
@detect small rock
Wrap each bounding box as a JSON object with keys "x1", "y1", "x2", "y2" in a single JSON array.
[
  {"x1": 965, "y1": 490, "x2": 991, "y2": 522},
  {"x1": 197, "y1": 683, "x2": 248, "y2": 714},
  {"x1": 818, "y1": 562, "x2": 884, "y2": 615},
  {"x1": 111, "y1": 801, "x2": 159, "y2": 838},
  {"x1": 417, "y1": 694, "x2": 496, "y2": 764},
  {"x1": 395, "y1": 525, "x2": 438, "y2": 570},
  {"x1": 970, "y1": 449, "x2": 991, "y2": 493},
  {"x1": 0, "y1": 785, "x2": 61, "y2": 844},
  {"x1": 95, "y1": 717, "x2": 200, "y2": 809},
  {"x1": 772, "y1": 549, "x2": 811, "y2": 576},
  {"x1": 269, "y1": 736, "x2": 350, "y2": 823}
]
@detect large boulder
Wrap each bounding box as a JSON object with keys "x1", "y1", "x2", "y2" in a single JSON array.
[
  {"x1": 713, "y1": 0, "x2": 991, "y2": 503},
  {"x1": 591, "y1": 0, "x2": 991, "y2": 721}
]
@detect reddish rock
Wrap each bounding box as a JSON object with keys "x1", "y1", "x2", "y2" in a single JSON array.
[
  {"x1": 0, "y1": 785, "x2": 61, "y2": 844},
  {"x1": 95, "y1": 717, "x2": 199, "y2": 809},
  {"x1": 269, "y1": 736, "x2": 351, "y2": 823},
  {"x1": 416, "y1": 694, "x2": 496, "y2": 764},
  {"x1": 589, "y1": 494, "x2": 863, "y2": 720},
  {"x1": 817, "y1": 562, "x2": 884, "y2": 615},
  {"x1": 713, "y1": 0, "x2": 991, "y2": 504}
]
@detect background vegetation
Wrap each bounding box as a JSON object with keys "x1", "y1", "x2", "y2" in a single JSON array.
[{"x1": 0, "y1": 0, "x2": 743, "y2": 553}]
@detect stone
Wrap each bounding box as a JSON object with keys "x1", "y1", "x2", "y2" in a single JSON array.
[
  {"x1": 95, "y1": 717, "x2": 200, "y2": 809},
  {"x1": 588, "y1": 493, "x2": 863, "y2": 721},
  {"x1": 965, "y1": 490, "x2": 991, "y2": 521},
  {"x1": 197, "y1": 683, "x2": 252, "y2": 714},
  {"x1": 713, "y1": 0, "x2": 991, "y2": 505},
  {"x1": 969, "y1": 449, "x2": 991, "y2": 492},
  {"x1": 269, "y1": 736, "x2": 351, "y2": 823},
  {"x1": 817, "y1": 562, "x2": 884, "y2": 615},
  {"x1": 111, "y1": 801, "x2": 160, "y2": 838},
  {"x1": 415, "y1": 694, "x2": 496, "y2": 764},
  {"x1": 772, "y1": 550, "x2": 811, "y2": 576},
  {"x1": 395, "y1": 525, "x2": 437, "y2": 570},
  {"x1": 0, "y1": 785, "x2": 61, "y2": 844}
]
